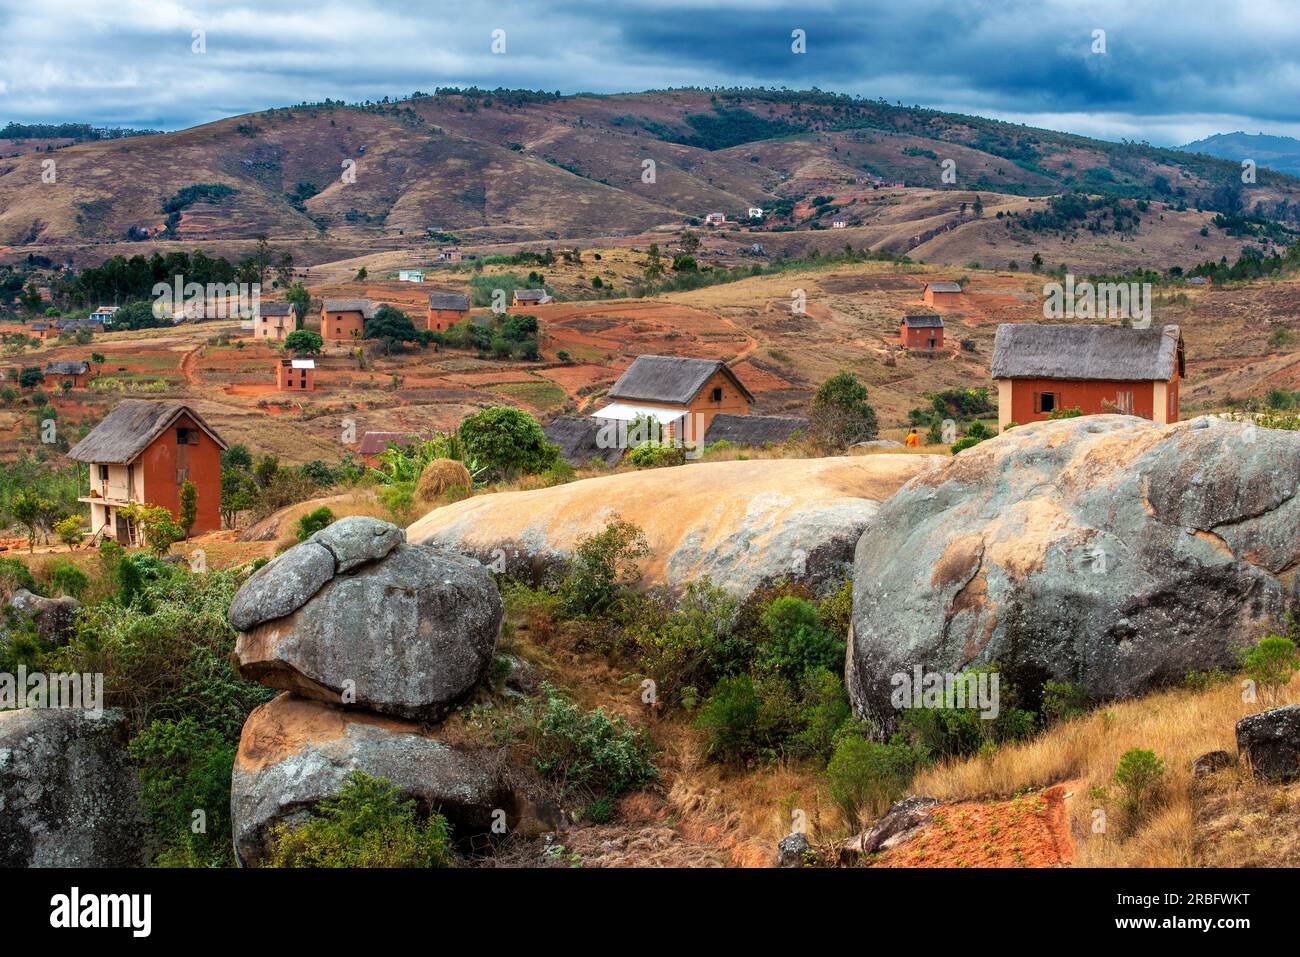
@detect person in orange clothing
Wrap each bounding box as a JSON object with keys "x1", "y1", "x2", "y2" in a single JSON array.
[{"x1": 905, "y1": 428, "x2": 920, "y2": 447}]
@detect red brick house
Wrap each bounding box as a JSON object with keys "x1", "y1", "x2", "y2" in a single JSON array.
[
  {"x1": 68, "y1": 400, "x2": 227, "y2": 544},
  {"x1": 276, "y1": 357, "x2": 316, "y2": 392},
  {"x1": 991, "y1": 323, "x2": 1185, "y2": 431},
  {"x1": 45, "y1": 360, "x2": 91, "y2": 389},
  {"x1": 321, "y1": 299, "x2": 375, "y2": 341},
  {"x1": 427, "y1": 292, "x2": 471, "y2": 332},
  {"x1": 922, "y1": 280, "x2": 962, "y2": 307},
  {"x1": 900, "y1": 315, "x2": 944, "y2": 351}
]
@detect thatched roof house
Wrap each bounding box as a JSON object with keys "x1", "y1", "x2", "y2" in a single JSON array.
[
  {"x1": 607, "y1": 356, "x2": 754, "y2": 406},
  {"x1": 68, "y1": 400, "x2": 226, "y2": 465}
]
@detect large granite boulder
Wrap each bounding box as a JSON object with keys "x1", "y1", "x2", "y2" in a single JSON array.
[
  {"x1": 1236, "y1": 705, "x2": 1300, "y2": 781},
  {"x1": 0, "y1": 708, "x2": 149, "y2": 867},
  {"x1": 848, "y1": 415, "x2": 1300, "y2": 722},
  {"x1": 234, "y1": 542, "x2": 501, "y2": 721},
  {"x1": 408, "y1": 454, "x2": 944, "y2": 602},
  {"x1": 6, "y1": 589, "x2": 80, "y2": 646},
  {"x1": 231, "y1": 694, "x2": 513, "y2": 866}
]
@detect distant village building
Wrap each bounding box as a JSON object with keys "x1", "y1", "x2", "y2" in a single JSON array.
[
  {"x1": 320, "y1": 299, "x2": 375, "y2": 341},
  {"x1": 398, "y1": 269, "x2": 425, "y2": 283},
  {"x1": 45, "y1": 360, "x2": 90, "y2": 389},
  {"x1": 990, "y1": 323, "x2": 1185, "y2": 432},
  {"x1": 591, "y1": 355, "x2": 754, "y2": 441},
  {"x1": 29, "y1": 322, "x2": 54, "y2": 340},
  {"x1": 748, "y1": 207, "x2": 763, "y2": 219},
  {"x1": 1187, "y1": 276, "x2": 1211, "y2": 286},
  {"x1": 900, "y1": 314, "x2": 945, "y2": 351},
  {"x1": 427, "y1": 292, "x2": 472, "y2": 331},
  {"x1": 276, "y1": 357, "x2": 316, "y2": 392},
  {"x1": 437, "y1": 248, "x2": 463, "y2": 263},
  {"x1": 254, "y1": 302, "x2": 295, "y2": 341},
  {"x1": 68, "y1": 400, "x2": 227, "y2": 544},
  {"x1": 922, "y1": 280, "x2": 963, "y2": 307},
  {"x1": 89, "y1": 306, "x2": 118, "y2": 324},
  {"x1": 357, "y1": 430, "x2": 432, "y2": 468},
  {"x1": 831, "y1": 220, "x2": 847, "y2": 229},
  {"x1": 704, "y1": 212, "x2": 727, "y2": 226},
  {"x1": 512, "y1": 289, "x2": 553, "y2": 308}
]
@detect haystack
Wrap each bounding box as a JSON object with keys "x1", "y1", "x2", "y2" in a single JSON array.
[{"x1": 416, "y1": 458, "x2": 473, "y2": 502}]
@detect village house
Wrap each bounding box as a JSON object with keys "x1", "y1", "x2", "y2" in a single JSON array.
[
  {"x1": 67, "y1": 400, "x2": 227, "y2": 544},
  {"x1": 427, "y1": 292, "x2": 472, "y2": 332},
  {"x1": 29, "y1": 322, "x2": 55, "y2": 340},
  {"x1": 704, "y1": 212, "x2": 727, "y2": 226},
  {"x1": 398, "y1": 269, "x2": 424, "y2": 283},
  {"x1": 900, "y1": 314, "x2": 945, "y2": 351},
  {"x1": 276, "y1": 357, "x2": 316, "y2": 392},
  {"x1": 437, "y1": 248, "x2": 462, "y2": 263},
  {"x1": 512, "y1": 289, "x2": 553, "y2": 308},
  {"x1": 831, "y1": 219, "x2": 847, "y2": 229},
  {"x1": 357, "y1": 430, "x2": 432, "y2": 468},
  {"x1": 253, "y1": 302, "x2": 295, "y2": 341},
  {"x1": 748, "y1": 207, "x2": 764, "y2": 219},
  {"x1": 45, "y1": 360, "x2": 91, "y2": 389},
  {"x1": 990, "y1": 323, "x2": 1185, "y2": 432},
  {"x1": 89, "y1": 306, "x2": 118, "y2": 325},
  {"x1": 591, "y1": 354, "x2": 754, "y2": 442},
  {"x1": 922, "y1": 280, "x2": 963, "y2": 306},
  {"x1": 320, "y1": 298, "x2": 375, "y2": 341}
]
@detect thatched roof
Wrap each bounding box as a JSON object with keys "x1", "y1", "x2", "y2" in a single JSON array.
[
  {"x1": 544, "y1": 416, "x2": 624, "y2": 467},
  {"x1": 926, "y1": 281, "x2": 962, "y2": 293},
  {"x1": 513, "y1": 289, "x2": 552, "y2": 303},
  {"x1": 67, "y1": 400, "x2": 227, "y2": 464},
  {"x1": 608, "y1": 355, "x2": 755, "y2": 406},
  {"x1": 258, "y1": 302, "x2": 294, "y2": 316},
  {"x1": 428, "y1": 292, "x2": 470, "y2": 311},
  {"x1": 322, "y1": 298, "x2": 376, "y2": 317},
  {"x1": 45, "y1": 361, "x2": 88, "y2": 376},
  {"x1": 991, "y1": 323, "x2": 1184, "y2": 382},
  {"x1": 703, "y1": 414, "x2": 808, "y2": 447},
  {"x1": 902, "y1": 314, "x2": 944, "y2": 328}
]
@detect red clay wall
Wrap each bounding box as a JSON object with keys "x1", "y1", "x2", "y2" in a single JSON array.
[{"x1": 139, "y1": 412, "x2": 223, "y2": 534}]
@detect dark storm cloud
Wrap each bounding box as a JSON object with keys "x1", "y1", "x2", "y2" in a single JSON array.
[{"x1": 2, "y1": 0, "x2": 1299, "y2": 144}]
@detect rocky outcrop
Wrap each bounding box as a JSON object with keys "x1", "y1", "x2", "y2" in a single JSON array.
[
  {"x1": 231, "y1": 694, "x2": 512, "y2": 866},
  {"x1": 848, "y1": 415, "x2": 1300, "y2": 722},
  {"x1": 7, "y1": 589, "x2": 80, "y2": 646},
  {"x1": 776, "y1": 831, "x2": 811, "y2": 867},
  {"x1": 235, "y1": 542, "x2": 501, "y2": 721},
  {"x1": 1236, "y1": 705, "x2": 1300, "y2": 781},
  {"x1": 0, "y1": 708, "x2": 149, "y2": 867},
  {"x1": 408, "y1": 454, "x2": 943, "y2": 602},
  {"x1": 839, "y1": 796, "x2": 938, "y2": 863}
]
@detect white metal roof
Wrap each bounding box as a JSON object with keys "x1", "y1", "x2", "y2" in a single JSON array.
[
  {"x1": 290, "y1": 359, "x2": 316, "y2": 369},
  {"x1": 590, "y1": 402, "x2": 686, "y2": 425}
]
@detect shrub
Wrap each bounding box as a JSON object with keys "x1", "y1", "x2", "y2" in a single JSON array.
[
  {"x1": 46, "y1": 559, "x2": 89, "y2": 599},
  {"x1": 557, "y1": 517, "x2": 649, "y2": 618},
  {"x1": 458, "y1": 406, "x2": 559, "y2": 479},
  {"x1": 793, "y1": 667, "x2": 853, "y2": 763},
  {"x1": 532, "y1": 684, "x2": 657, "y2": 804},
  {"x1": 758, "y1": 596, "x2": 844, "y2": 685},
  {"x1": 1241, "y1": 633, "x2": 1300, "y2": 707},
  {"x1": 694, "y1": 672, "x2": 800, "y2": 764},
  {"x1": 128, "y1": 717, "x2": 237, "y2": 867},
  {"x1": 810, "y1": 371, "x2": 878, "y2": 451},
  {"x1": 826, "y1": 731, "x2": 922, "y2": 827},
  {"x1": 294, "y1": 505, "x2": 334, "y2": 542},
  {"x1": 54, "y1": 515, "x2": 84, "y2": 549},
  {"x1": 0, "y1": 555, "x2": 37, "y2": 594},
  {"x1": 1113, "y1": 748, "x2": 1165, "y2": 816},
  {"x1": 626, "y1": 443, "x2": 686, "y2": 468},
  {"x1": 629, "y1": 578, "x2": 744, "y2": 708},
  {"x1": 266, "y1": 771, "x2": 455, "y2": 868}
]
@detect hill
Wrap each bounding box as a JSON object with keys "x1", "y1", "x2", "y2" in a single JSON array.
[{"x1": 1180, "y1": 131, "x2": 1300, "y2": 177}]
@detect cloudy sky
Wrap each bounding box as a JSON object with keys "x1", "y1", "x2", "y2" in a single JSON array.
[{"x1": 2, "y1": 0, "x2": 1299, "y2": 146}]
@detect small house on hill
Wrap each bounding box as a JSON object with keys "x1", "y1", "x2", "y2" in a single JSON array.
[
  {"x1": 399, "y1": 270, "x2": 424, "y2": 283},
  {"x1": 990, "y1": 323, "x2": 1184, "y2": 431},
  {"x1": 276, "y1": 358, "x2": 316, "y2": 392},
  {"x1": 702, "y1": 413, "x2": 808, "y2": 448},
  {"x1": 544, "y1": 416, "x2": 626, "y2": 468},
  {"x1": 30, "y1": 322, "x2": 54, "y2": 340},
  {"x1": 922, "y1": 280, "x2": 963, "y2": 307},
  {"x1": 254, "y1": 302, "x2": 295, "y2": 341},
  {"x1": 357, "y1": 430, "x2": 431, "y2": 468},
  {"x1": 592, "y1": 355, "x2": 754, "y2": 440},
  {"x1": 89, "y1": 306, "x2": 118, "y2": 324},
  {"x1": 512, "y1": 289, "x2": 553, "y2": 307},
  {"x1": 427, "y1": 292, "x2": 472, "y2": 332},
  {"x1": 45, "y1": 360, "x2": 90, "y2": 388},
  {"x1": 321, "y1": 299, "x2": 375, "y2": 341},
  {"x1": 900, "y1": 314, "x2": 944, "y2": 351},
  {"x1": 67, "y1": 400, "x2": 227, "y2": 544}
]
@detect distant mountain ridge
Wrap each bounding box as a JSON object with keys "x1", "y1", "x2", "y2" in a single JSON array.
[{"x1": 1178, "y1": 131, "x2": 1300, "y2": 177}]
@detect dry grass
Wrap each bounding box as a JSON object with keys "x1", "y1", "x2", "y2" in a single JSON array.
[{"x1": 912, "y1": 673, "x2": 1300, "y2": 867}]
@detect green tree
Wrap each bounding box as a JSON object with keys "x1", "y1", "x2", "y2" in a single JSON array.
[
  {"x1": 809, "y1": 371, "x2": 879, "y2": 451},
  {"x1": 458, "y1": 406, "x2": 559, "y2": 479},
  {"x1": 283, "y1": 329, "x2": 323, "y2": 355},
  {"x1": 178, "y1": 480, "x2": 198, "y2": 538},
  {"x1": 1242, "y1": 634, "x2": 1300, "y2": 707},
  {"x1": 284, "y1": 283, "x2": 311, "y2": 329},
  {"x1": 54, "y1": 515, "x2": 84, "y2": 550},
  {"x1": 1113, "y1": 748, "x2": 1165, "y2": 816},
  {"x1": 364, "y1": 304, "x2": 419, "y2": 347},
  {"x1": 642, "y1": 243, "x2": 665, "y2": 282},
  {"x1": 11, "y1": 488, "x2": 52, "y2": 551}
]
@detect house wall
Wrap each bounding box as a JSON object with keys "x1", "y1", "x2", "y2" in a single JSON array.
[
  {"x1": 999, "y1": 377, "x2": 1166, "y2": 430},
  {"x1": 625, "y1": 369, "x2": 752, "y2": 435},
  {"x1": 253, "y1": 315, "x2": 290, "y2": 340},
  {"x1": 923, "y1": 289, "x2": 962, "y2": 307},
  {"x1": 321, "y1": 310, "x2": 365, "y2": 341},
  {"x1": 900, "y1": 325, "x2": 944, "y2": 350},
  {"x1": 138, "y1": 412, "x2": 223, "y2": 534},
  {"x1": 277, "y1": 363, "x2": 315, "y2": 391},
  {"x1": 427, "y1": 308, "x2": 468, "y2": 332}
]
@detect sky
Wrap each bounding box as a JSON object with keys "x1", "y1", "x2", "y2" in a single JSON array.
[{"x1": 3, "y1": 0, "x2": 1300, "y2": 147}]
